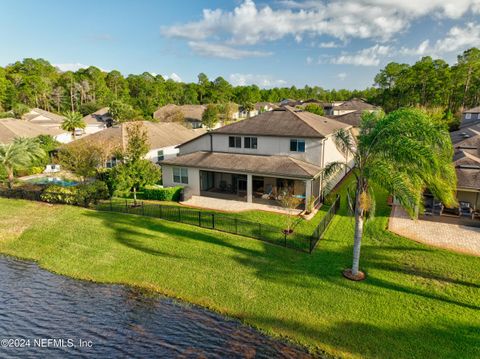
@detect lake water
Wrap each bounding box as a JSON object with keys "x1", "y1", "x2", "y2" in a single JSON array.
[{"x1": 0, "y1": 256, "x2": 315, "y2": 358}]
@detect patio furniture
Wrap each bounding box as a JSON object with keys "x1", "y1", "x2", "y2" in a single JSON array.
[
  {"x1": 433, "y1": 201, "x2": 444, "y2": 216},
  {"x1": 459, "y1": 202, "x2": 474, "y2": 219}
]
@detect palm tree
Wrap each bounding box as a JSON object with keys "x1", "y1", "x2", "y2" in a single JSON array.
[
  {"x1": 0, "y1": 138, "x2": 46, "y2": 188},
  {"x1": 322, "y1": 108, "x2": 457, "y2": 280},
  {"x1": 61, "y1": 111, "x2": 86, "y2": 140}
]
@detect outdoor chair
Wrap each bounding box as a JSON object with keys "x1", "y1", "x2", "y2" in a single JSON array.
[
  {"x1": 459, "y1": 201, "x2": 474, "y2": 219},
  {"x1": 432, "y1": 201, "x2": 444, "y2": 216}
]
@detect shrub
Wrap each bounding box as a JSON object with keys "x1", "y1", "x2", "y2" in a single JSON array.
[
  {"x1": 40, "y1": 185, "x2": 78, "y2": 205},
  {"x1": 40, "y1": 181, "x2": 109, "y2": 206},
  {"x1": 77, "y1": 181, "x2": 110, "y2": 205},
  {"x1": 142, "y1": 185, "x2": 182, "y2": 201}
]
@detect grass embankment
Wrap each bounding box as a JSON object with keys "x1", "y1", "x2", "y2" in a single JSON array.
[{"x1": 0, "y1": 182, "x2": 479, "y2": 358}]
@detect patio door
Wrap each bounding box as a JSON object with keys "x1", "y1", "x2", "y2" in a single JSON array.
[
  {"x1": 200, "y1": 171, "x2": 214, "y2": 191},
  {"x1": 236, "y1": 175, "x2": 247, "y2": 194}
]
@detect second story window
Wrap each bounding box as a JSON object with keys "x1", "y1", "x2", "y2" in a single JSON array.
[
  {"x1": 465, "y1": 113, "x2": 472, "y2": 119},
  {"x1": 157, "y1": 150, "x2": 164, "y2": 161},
  {"x1": 244, "y1": 137, "x2": 258, "y2": 149},
  {"x1": 290, "y1": 139, "x2": 305, "y2": 152},
  {"x1": 229, "y1": 136, "x2": 242, "y2": 148}
]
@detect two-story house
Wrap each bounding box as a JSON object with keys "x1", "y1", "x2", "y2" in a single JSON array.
[{"x1": 161, "y1": 107, "x2": 352, "y2": 209}]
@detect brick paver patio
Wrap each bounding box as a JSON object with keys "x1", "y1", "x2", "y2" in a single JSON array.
[{"x1": 389, "y1": 205, "x2": 480, "y2": 256}]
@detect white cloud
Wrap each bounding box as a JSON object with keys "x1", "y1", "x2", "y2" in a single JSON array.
[
  {"x1": 188, "y1": 41, "x2": 272, "y2": 59},
  {"x1": 162, "y1": 73, "x2": 182, "y2": 82},
  {"x1": 162, "y1": 0, "x2": 480, "y2": 47},
  {"x1": 400, "y1": 22, "x2": 480, "y2": 57},
  {"x1": 53, "y1": 63, "x2": 89, "y2": 72},
  {"x1": 229, "y1": 73, "x2": 287, "y2": 87},
  {"x1": 319, "y1": 41, "x2": 341, "y2": 48},
  {"x1": 331, "y1": 44, "x2": 391, "y2": 66},
  {"x1": 337, "y1": 72, "x2": 347, "y2": 80},
  {"x1": 306, "y1": 56, "x2": 313, "y2": 64}
]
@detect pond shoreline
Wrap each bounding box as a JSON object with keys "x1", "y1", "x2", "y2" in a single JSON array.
[{"x1": 0, "y1": 252, "x2": 324, "y2": 358}]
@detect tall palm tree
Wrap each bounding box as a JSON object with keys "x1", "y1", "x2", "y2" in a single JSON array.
[
  {"x1": 322, "y1": 108, "x2": 457, "y2": 280},
  {"x1": 0, "y1": 138, "x2": 46, "y2": 188},
  {"x1": 61, "y1": 111, "x2": 86, "y2": 140}
]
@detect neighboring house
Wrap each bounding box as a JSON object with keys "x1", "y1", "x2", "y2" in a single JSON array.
[
  {"x1": 23, "y1": 108, "x2": 65, "y2": 129},
  {"x1": 461, "y1": 106, "x2": 480, "y2": 128},
  {"x1": 0, "y1": 118, "x2": 71, "y2": 144},
  {"x1": 74, "y1": 121, "x2": 204, "y2": 166},
  {"x1": 233, "y1": 102, "x2": 277, "y2": 120},
  {"x1": 324, "y1": 98, "x2": 380, "y2": 127},
  {"x1": 161, "y1": 107, "x2": 352, "y2": 209},
  {"x1": 450, "y1": 123, "x2": 480, "y2": 210},
  {"x1": 154, "y1": 104, "x2": 206, "y2": 129},
  {"x1": 280, "y1": 99, "x2": 302, "y2": 107},
  {"x1": 82, "y1": 107, "x2": 112, "y2": 134}
]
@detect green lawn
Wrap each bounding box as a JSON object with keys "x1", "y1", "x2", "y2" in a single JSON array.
[{"x1": 0, "y1": 182, "x2": 479, "y2": 358}]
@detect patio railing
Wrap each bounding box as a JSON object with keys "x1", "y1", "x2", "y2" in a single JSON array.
[{"x1": 0, "y1": 188, "x2": 341, "y2": 254}]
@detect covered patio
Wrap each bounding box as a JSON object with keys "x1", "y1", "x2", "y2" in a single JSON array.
[{"x1": 199, "y1": 170, "x2": 319, "y2": 209}]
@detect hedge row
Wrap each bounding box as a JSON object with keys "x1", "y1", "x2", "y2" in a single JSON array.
[{"x1": 142, "y1": 185, "x2": 183, "y2": 201}]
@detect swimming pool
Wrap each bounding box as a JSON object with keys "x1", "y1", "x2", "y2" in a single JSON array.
[{"x1": 24, "y1": 176, "x2": 79, "y2": 187}]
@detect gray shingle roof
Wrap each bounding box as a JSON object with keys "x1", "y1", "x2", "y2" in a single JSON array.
[
  {"x1": 333, "y1": 98, "x2": 378, "y2": 111},
  {"x1": 450, "y1": 124, "x2": 480, "y2": 145},
  {"x1": 23, "y1": 108, "x2": 65, "y2": 125},
  {"x1": 212, "y1": 106, "x2": 350, "y2": 138},
  {"x1": 454, "y1": 150, "x2": 480, "y2": 190},
  {"x1": 463, "y1": 106, "x2": 480, "y2": 113},
  {"x1": 73, "y1": 121, "x2": 204, "y2": 151},
  {"x1": 161, "y1": 151, "x2": 322, "y2": 179},
  {"x1": 326, "y1": 111, "x2": 364, "y2": 127}
]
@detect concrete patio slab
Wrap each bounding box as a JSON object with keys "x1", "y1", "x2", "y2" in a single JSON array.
[
  {"x1": 181, "y1": 195, "x2": 302, "y2": 215},
  {"x1": 389, "y1": 205, "x2": 480, "y2": 257}
]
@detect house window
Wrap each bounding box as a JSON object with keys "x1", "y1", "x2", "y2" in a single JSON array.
[
  {"x1": 229, "y1": 136, "x2": 242, "y2": 148},
  {"x1": 244, "y1": 137, "x2": 258, "y2": 149},
  {"x1": 106, "y1": 157, "x2": 117, "y2": 168},
  {"x1": 173, "y1": 167, "x2": 188, "y2": 184},
  {"x1": 157, "y1": 150, "x2": 164, "y2": 161},
  {"x1": 465, "y1": 113, "x2": 472, "y2": 119},
  {"x1": 290, "y1": 139, "x2": 306, "y2": 152}
]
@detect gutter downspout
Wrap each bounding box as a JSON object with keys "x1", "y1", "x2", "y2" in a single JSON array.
[
  {"x1": 209, "y1": 133, "x2": 213, "y2": 152},
  {"x1": 320, "y1": 138, "x2": 326, "y2": 201}
]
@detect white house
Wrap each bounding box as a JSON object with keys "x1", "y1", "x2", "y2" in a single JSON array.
[
  {"x1": 73, "y1": 121, "x2": 205, "y2": 166},
  {"x1": 462, "y1": 106, "x2": 480, "y2": 128},
  {"x1": 82, "y1": 107, "x2": 112, "y2": 134},
  {"x1": 161, "y1": 107, "x2": 352, "y2": 209}
]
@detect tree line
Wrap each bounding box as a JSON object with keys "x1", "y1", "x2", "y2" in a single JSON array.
[{"x1": 0, "y1": 48, "x2": 479, "y2": 123}]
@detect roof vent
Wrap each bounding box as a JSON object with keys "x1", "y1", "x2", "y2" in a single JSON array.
[{"x1": 463, "y1": 134, "x2": 471, "y2": 138}]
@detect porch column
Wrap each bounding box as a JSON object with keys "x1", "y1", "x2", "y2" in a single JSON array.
[
  {"x1": 247, "y1": 174, "x2": 253, "y2": 203},
  {"x1": 305, "y1": 179, "x2": 312, "y2": 201}
]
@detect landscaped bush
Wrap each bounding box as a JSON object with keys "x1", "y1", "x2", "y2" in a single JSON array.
[
  {"x1": 142, "y1": 185, "x2": 182, "y2": 201},
  {"x1": 40, "y1": 185, "x2": 78, "y2": 205},
  {"x1": 40, "y1": 181, "x2": 109, "y2": 206}
]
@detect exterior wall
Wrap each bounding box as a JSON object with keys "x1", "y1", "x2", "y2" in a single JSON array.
[
  {"x1": 457, "y1": 189, "x2": 480, "y2": 210},
  {"x1": 147, "y1": 145, "x2": 179, "y2": 163},
  {"x1": 162, "y1": 165, "x2": 200, "y2": 199},
  {"x1": 333, "y1": 109, "x2": 356, "y2": 116},
  {"x1": 322, "y1": 134, "x2": 352, "y2": 189},
  {"x1": 84, "y1": 124, "x2": 106, "y2": 135},
  {"x1": 54, "y1": 133, "x2": 73, "y2": 144},
  {"x1": 180, "y1": 133, "x2": 323, "y2": 166}
]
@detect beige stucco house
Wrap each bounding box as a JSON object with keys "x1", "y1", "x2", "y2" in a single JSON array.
[{"x1": 161, "y1": 107, "x2": 352, "y2": 209}]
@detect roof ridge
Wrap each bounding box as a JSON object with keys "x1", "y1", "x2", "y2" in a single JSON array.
[
  {"x1": 463, "y1": 150, "x2": 480, "y2": 164},
  {"x1": 284, "y1": 106, "x2": 326, "y2": 136}
]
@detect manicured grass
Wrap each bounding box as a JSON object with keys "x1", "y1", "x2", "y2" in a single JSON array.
[{"x1": 0, "y1": 182, "x2": 479, "y2": 358}]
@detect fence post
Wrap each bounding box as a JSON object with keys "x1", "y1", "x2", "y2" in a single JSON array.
[
  {"x1": 212, "y1": 213, "x2": 215, "y2": 229},
  {"x1": 125, "y1": 199, "x2": 128, "y2": 213},
  {"x1": 142, "y1": 202, "x2": 145, "y2": 216},
  {"x1": 198, "y1": 211, "x2": 202, "y2": 227},
  {"x1": 284, "y1": 232, "x2": 287, "y2": 247},
  {"x1": 159, "y1": 204, "x2": 162, "y2": 218},
  {"x1": 178, "y1": 207, "x2": 181, "y2": 222}
]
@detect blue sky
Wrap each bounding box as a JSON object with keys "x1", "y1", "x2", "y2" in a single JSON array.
[{"x1": 1, "y1": 0, "x2": 480, "y2": 89}]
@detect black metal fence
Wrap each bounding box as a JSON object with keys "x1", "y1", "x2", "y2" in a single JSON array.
[
  {"x1": 309, "y1": 194, "x2": 341, "y2": 252},
  {"x1": 96, "y1": 199, "x2": 314, "y2": 252},
  {"x1": 0, "y1": 188, "x2": 341, "y2": 254}
]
